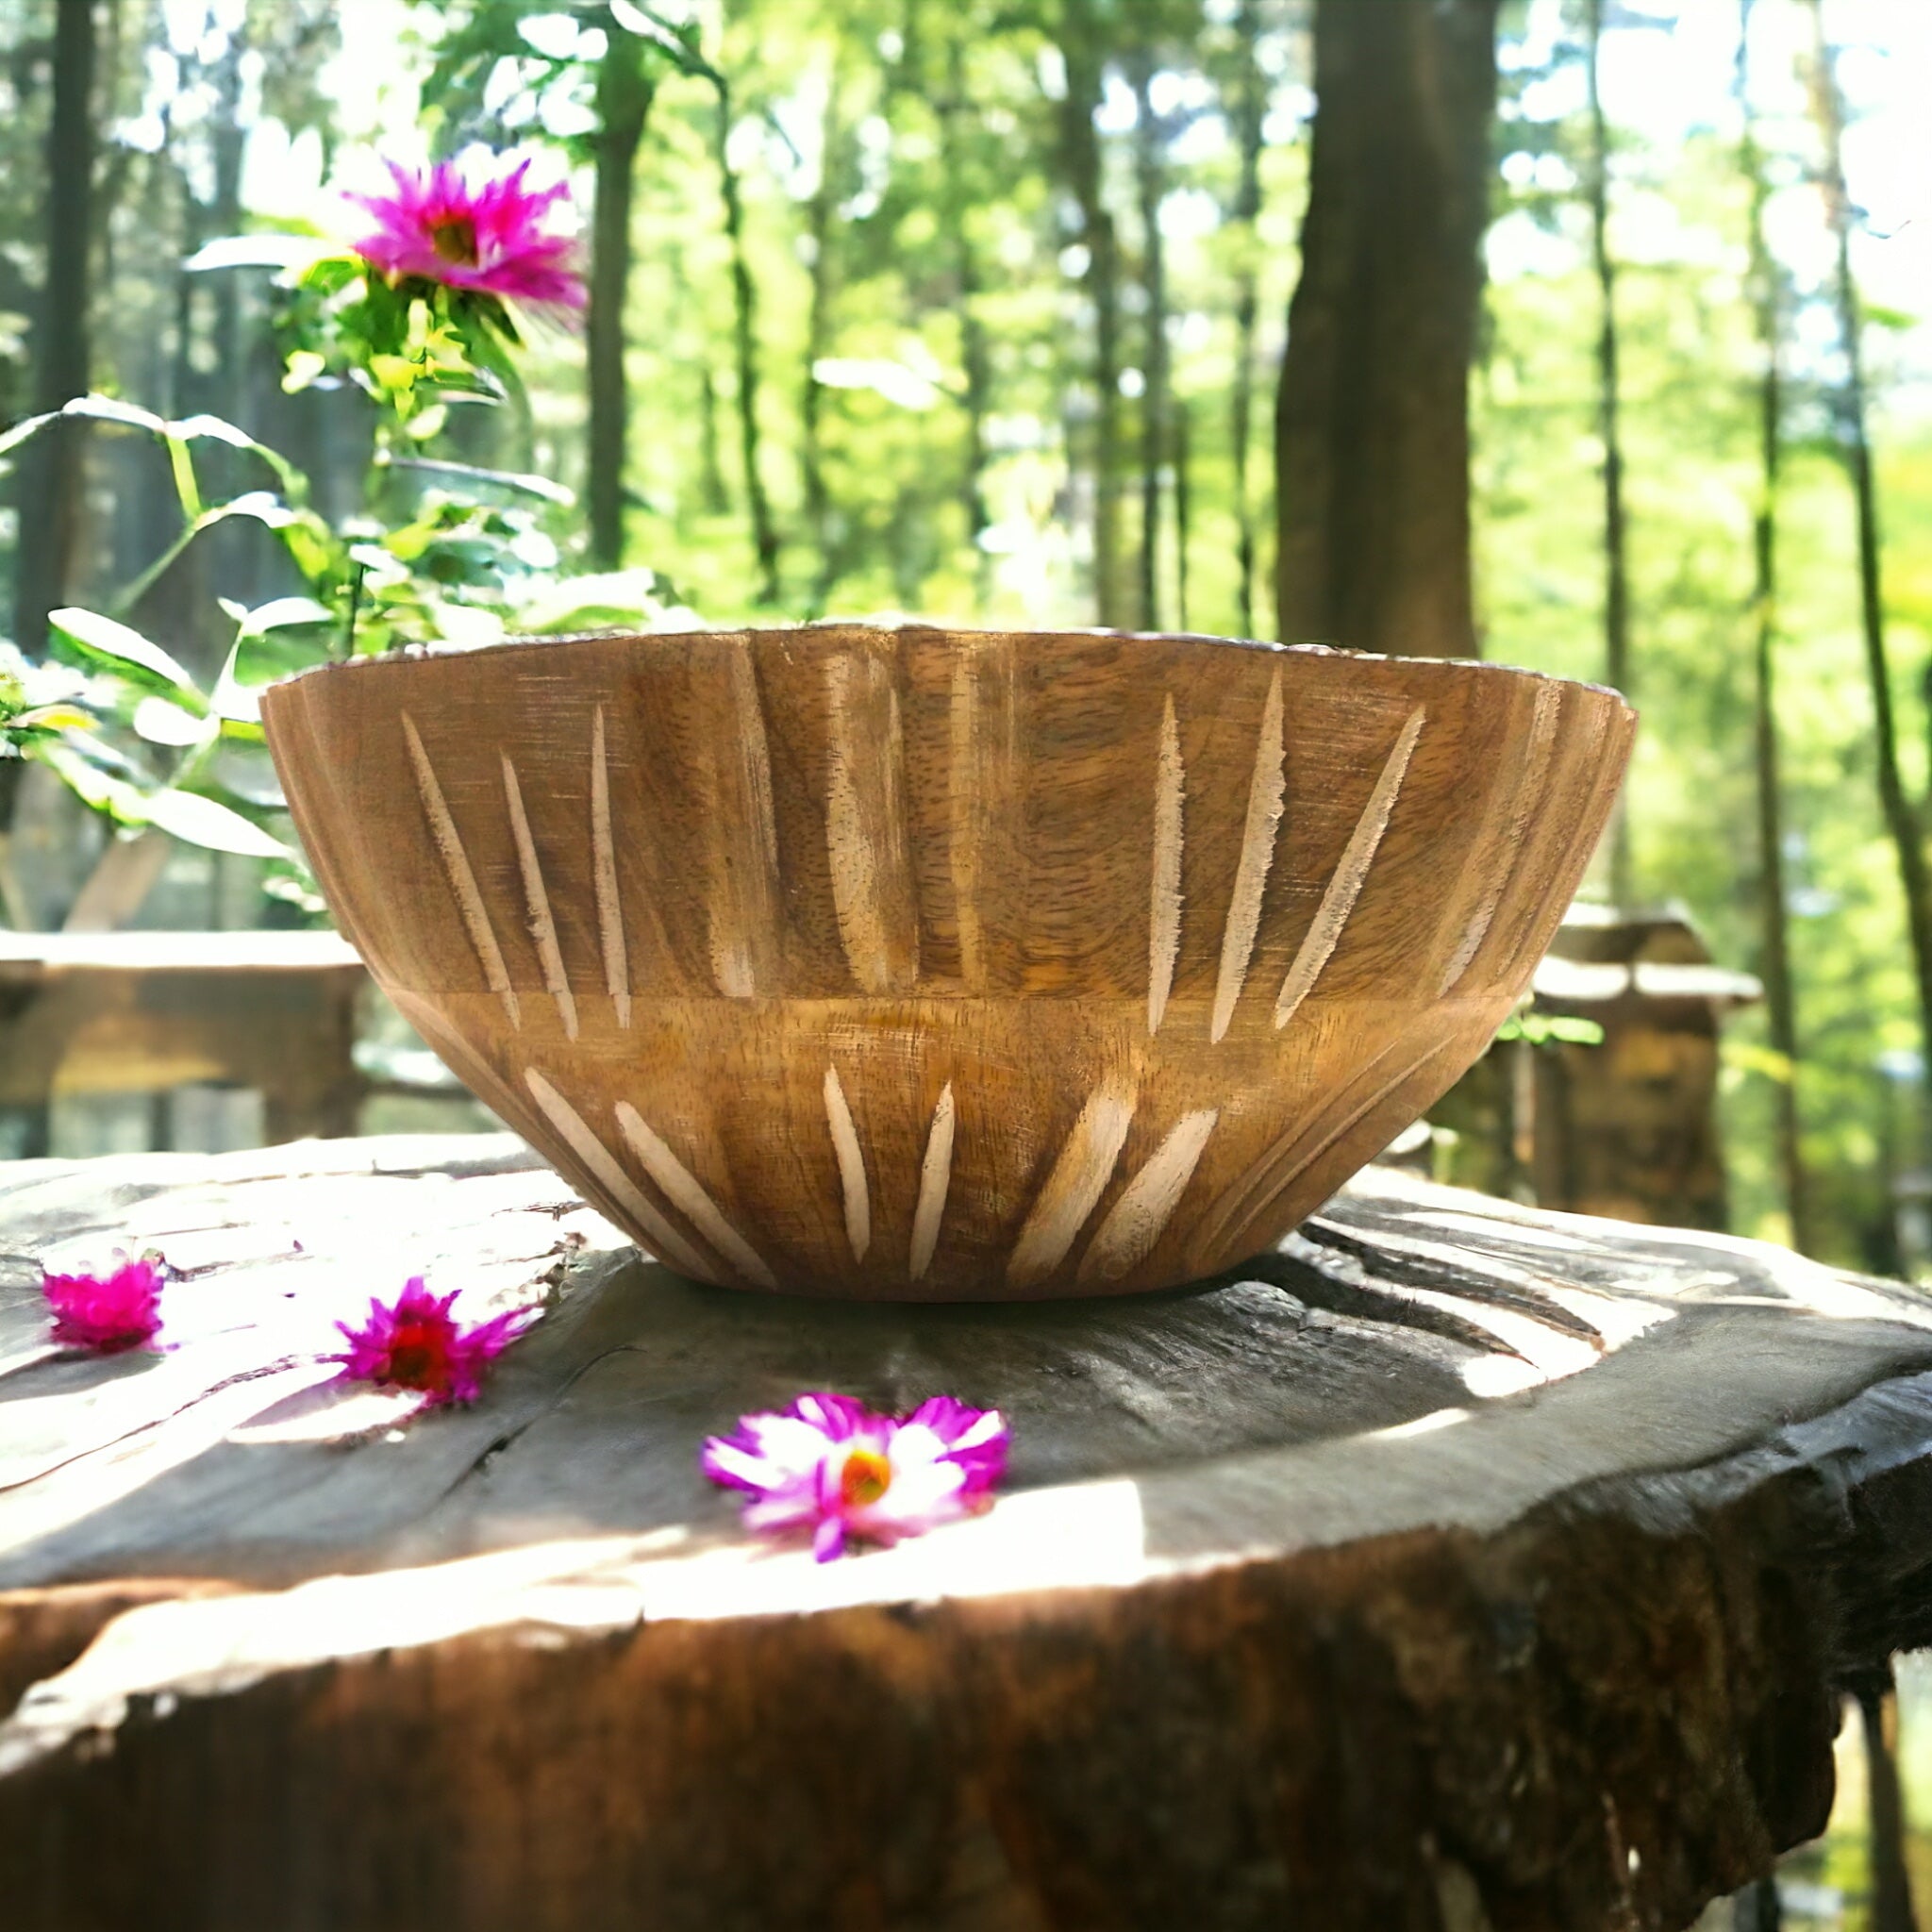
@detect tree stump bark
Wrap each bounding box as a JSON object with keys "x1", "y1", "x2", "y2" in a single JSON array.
[{"x1": 3, "y1": 1134, "x2": 1931, "y2": 1930}]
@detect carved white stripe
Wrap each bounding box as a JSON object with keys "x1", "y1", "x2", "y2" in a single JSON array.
[
  {"x1": 523, "y1": 1070, "x2": 713, "y2": 1280},
  {"x1": 615, "y1": 1101, "x2": 777, "y2": 1290},
  {"x1": 1210, "y1": 666, "x2": 1285, "y2": 1043},
  {"x1": 1078, "y1": 1108, "x2": 1219, "y2": 1285},
  {"x1": 824, "y1": 1066, "x2": 871, "y2": 1263},
  {"x1": 1192, "y1": 1038, "x2": 1454, "y2": 1271},
  {"x1": 591, "y1": 707, "x2": 631, "y2": 1027},
  {"x1": 1503, "y1": 698, "x2": 1624, "y2": 980},
  {"x1": 502, "y1": 754, "x2": 578, "y2": 1041},
  {"x1": 908, "y1": 1082, "x2": 956, "y2": 1282},
  {"x1": 1274, "y1": 706, "x2": 1426, "y2": 1029},
  {"x1": 1438, "y1": 682, "x2": 1561, "y2": 996},
  {"x1": 1148, "y1": 693, "x2": 1184, "y2": 1037},
  {"x1": 402, "y1": 712, "x2": 519, "y2": 1029},
  {"x1": 1008, "y1": 1081, "x2": 1137, "y2": 1290}
]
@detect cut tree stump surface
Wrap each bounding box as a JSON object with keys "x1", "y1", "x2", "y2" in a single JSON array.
[{"x1": 3, "y1": 1133, "x2": 1931, "y2": 1931}]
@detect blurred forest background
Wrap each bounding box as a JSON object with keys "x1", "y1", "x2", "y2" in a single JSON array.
[{"x1": 3, "y1": 0, "x2": 1932, "y2": 1283}]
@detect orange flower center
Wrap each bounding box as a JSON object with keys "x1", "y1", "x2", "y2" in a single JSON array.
[
  {"x1": 429, "y1": 215, "x2": 479, "y2": 266},
  {"x1": 839, "y1": 1445, "x2": 891, "y2": 1508},
  {"x1": 384, "y1": 1318, "x2": 453, "y2": 1393}
]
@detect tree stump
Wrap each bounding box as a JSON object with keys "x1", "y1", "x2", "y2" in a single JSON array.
[{"x1": 3, "y1": 1134, "x2": 1931, "y2": 1931}]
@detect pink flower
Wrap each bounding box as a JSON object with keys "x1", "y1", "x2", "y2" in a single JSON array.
[
  {"x1": 329, "y1": 1276, "x2": 531, "y2": 1408},
  {"x1": 702, "y1": 1392, "x2": 1010, "y2": 1561},
  {"x1": 42, "y1": 1257, "x2": 165, "y2": 1354},
  {"x1": 349, "y1": 157, "x2": 585, "y2": 311}
]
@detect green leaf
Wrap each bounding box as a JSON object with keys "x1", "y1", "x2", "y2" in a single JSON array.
[
  {"x1": 13, "y1": 703, "x2": 94, "y2": 733},
  {"x1": 185, "y1": 232, "x2": 329, "y2": 274},
  {"x1": 282, "y1": 349, "x2": 327, "y2": 393},
  {"x1": 1495, "y1": 1011, "x2": 1606, "y2": 1048},
  {"x1": 132, "y1": 695, "x2": 214, "y2": 748},
  {"x1": 387, "y1": 455, "x2": 575, "y2": 507},
  {"x1": 48, "y1": 608, "x2": 208, "y2": 709},
  {"x1": 207, "y1": 489, "x2": 300, "y2": 532},
  {"x1": 32, "y1": 741, "x2": 148, "y2": 824},
  {"x1": 0, "y1": 408, "x2": 57, "y2": 461},
  {"x1": 517, "y1": 568, "x2": 666, "y2": 633},
  {"x1": 275, "y1": 512, "x2": 348, "y2": 587},
  {"x1": 240, "y1": 595, "x2": 335, "y2": 637},
  {"x1": 62, "y1": 394, "x2": 169, "y2": 436},
  {"x1": 144, "y1": 789, "x2": 290, "y2": 858}
]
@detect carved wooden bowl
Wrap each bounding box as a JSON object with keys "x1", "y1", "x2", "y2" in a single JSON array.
[{"x1": 262, "y1": 625, "x2": 1633, "y2": 1301}]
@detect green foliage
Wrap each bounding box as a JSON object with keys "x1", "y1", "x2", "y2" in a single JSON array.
[
  {"x1": 1495, "y1": 1011, "x2": 1607, "y2": 1048},
  {"x1": 0, "y1": 378, "x2": 690, "y2": 889}
]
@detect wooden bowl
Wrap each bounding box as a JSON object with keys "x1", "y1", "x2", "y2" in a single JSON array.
[{"x1": 262, "y1": 625, "x2": 1633, "y2": 1300}]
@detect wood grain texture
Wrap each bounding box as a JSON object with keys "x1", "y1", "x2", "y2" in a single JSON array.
[
  {"x1": 5, "y1": 1136, "x2": 1932, "y2": 1931},
  {"x1": 691, "y1": 639, "x2": 781, "y2": 999},
  {"x1": 824, "y1": 649, "x2": 920, "y2": 995},
  {"x1": 263, "y1": 626, "x2": 1635, "y2": 1299}
]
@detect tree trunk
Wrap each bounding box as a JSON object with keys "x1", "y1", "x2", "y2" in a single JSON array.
[
  {"x1": 716, "y1": 87, "x2": 780, "y2": 606},
  {"x1": 587, "y1": 42, "x2": 654, "y2": 571},
  {"x1": 939, "y1": 30, "x2": 993, "y2": 611},
  {"x1": 697, "y1": 361, "x2": 728, "y2": 514},
  {"x1": 1228, "y1": 0, "x2": 1267, "y2": 640},
  {"x1": 800, "y1": 64, "x2": 844, "y2": 618},
  {"x1": 1808, "y1": 0, "x2": 1932, "y2": 1134},
  {"x1": 1174, "y1": 395, "x2": 1191, "y2": 632},
  {"x1": 1740, "y1": 1, "x2": 1809, "y2": 1254},
  {"x1": 1274, "y1": 0, "x2": 1498, "y2": 658},
  {"x1": 1852, "y1": 1666, "x2": 1922, "y2": 1932},
  {"x1": 1055, "y1": 0, "x2": 1124, "y2": 628},
  {"x1": 1, "y1": 0, "x2": 98, "y2": 903},
  {"x1": 1129, "y1": 44, "x2": 1169, "y2": 631},
  {"x1": 1587, "y1": 0, "x2": 1634, "y2": 906},
  {"x1": 12, "y1": 0, "x2": 98, "y2": 661}
]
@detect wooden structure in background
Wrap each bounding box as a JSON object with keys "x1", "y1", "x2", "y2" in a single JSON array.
[
  {"x1": 1433, "y1": 909, "x2": 1761, "y2": 1228},
  {"x1": 4, "y1": 1134, "x2": 1932, "y2": 1928},
  {"x1": 263, "y1": 625, "x2": 1633, "y2": 1300},
  {"x1": 0, "y1": 930, "x2": 367, "y2": 1156}
]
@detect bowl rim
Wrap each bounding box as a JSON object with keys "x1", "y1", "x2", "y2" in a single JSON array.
[{"x1": 261, "y1": 618, "x2": 1633, "y2": 712}]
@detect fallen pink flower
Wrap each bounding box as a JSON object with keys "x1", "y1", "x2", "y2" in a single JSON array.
[
  {"x1": 42, "y1": 1256, "x2": 165, "y2": 1354},
  {"x1": 329, "y1": 1276, "x2": 531, "y2": 1408},
  {"x1": 350, "y1": 155, "x2": 585, "y2": 311},
  {"x1": 701, "y1": 1391, "x2": 1009, "y2": 1561}
]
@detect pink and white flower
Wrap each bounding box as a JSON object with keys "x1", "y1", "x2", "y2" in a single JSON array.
[
  {"x1": 42, "y1": 1256, "x2": 165, "y2": 1354},
  {"x1": 329, "y1": 1276, "x2": 531, "y2": 1408},
  {"x1": 349, "y1": 157, "x2": 585, "y2": 312},
  {"x1": 701, "y1": 1391, "x2": 1010, "y2": 1561}
]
